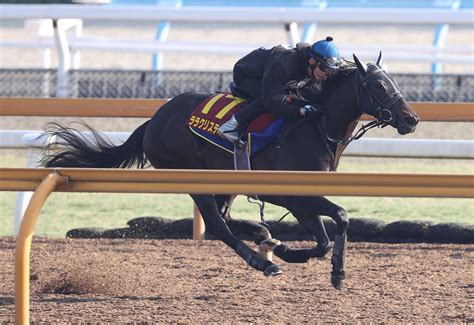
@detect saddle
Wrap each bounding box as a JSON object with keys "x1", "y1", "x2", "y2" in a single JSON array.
[{"x1": 187, "y1": 92, "x2": 285, "y2": 169}]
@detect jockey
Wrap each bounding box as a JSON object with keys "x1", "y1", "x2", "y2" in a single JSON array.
[{"x1": 217, "y1": 36, "x2": 342, "y2": 143}]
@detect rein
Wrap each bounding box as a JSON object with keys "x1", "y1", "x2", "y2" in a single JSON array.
[{"x1": 321, "y1": 118, "x2": 385, "y2": 146}]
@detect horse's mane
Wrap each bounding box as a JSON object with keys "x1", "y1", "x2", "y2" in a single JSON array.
[
  {"x1": 320, "y1": 60, "x2": 358, "y2": 101},
  {"x1": 328, "y1": 59, "x2": 358, "y2": 85}
]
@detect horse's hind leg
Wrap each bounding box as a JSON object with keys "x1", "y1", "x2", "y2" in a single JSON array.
[
  {"x1": 214, "y1": 194, "x2": 236, "y2": 219},
  {"x1": 191, "y1": 194, "x2": 282, "y2": 277},
  {"x1": 215, "y1": 195, "x2": 275, "y2": 261},
  {"x1": 215, "y1": 194, "x2": 272, "y2": 242},
  {"x1": 263, "y1": 195, "x2": 348, "y2": 289}
]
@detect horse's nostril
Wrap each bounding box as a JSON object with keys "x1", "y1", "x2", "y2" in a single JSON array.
[{"x1": 404, "y1": 115, "x2": 419, "y2": 126}]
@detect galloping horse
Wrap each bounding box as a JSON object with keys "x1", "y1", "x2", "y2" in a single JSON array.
[{"x1": 40, "y1": 54, "x2": 419, "y2": 289}]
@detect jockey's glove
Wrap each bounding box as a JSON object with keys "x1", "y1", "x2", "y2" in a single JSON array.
[{"x1": 301, "y1": 104, "x2": 324, "y2": 117}]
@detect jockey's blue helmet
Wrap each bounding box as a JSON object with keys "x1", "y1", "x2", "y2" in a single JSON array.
[{"x1": 309, "y1": 36, "x2": 342, "y2": 72}]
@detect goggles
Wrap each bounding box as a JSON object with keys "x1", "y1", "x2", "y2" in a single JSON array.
[{"x1": 317, "y1": 61, "x2": 339, "y2": 74}]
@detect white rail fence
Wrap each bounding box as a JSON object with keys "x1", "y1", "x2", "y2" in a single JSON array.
[
  {"x1": 2, "y1": 5, "x2": 471, "y2": 23},
  {"x1": 2, "y1": 130, "x2": 473, "y2": 159},
  {"x1": 1, "y1": 4, "x2": 473, "y2": 95}
]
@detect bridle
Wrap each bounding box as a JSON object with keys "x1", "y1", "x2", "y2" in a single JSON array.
[
  {"x1": 359, "y1": 65, "x2": 404, "y2": 125},
  {"x1": 322, "y1": 64, "x2": 404, "y2": 146}
]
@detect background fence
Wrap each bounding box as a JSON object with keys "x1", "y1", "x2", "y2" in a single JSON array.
[{"x1": 1, "y1": 69, "x2": 473, "y2": 101}]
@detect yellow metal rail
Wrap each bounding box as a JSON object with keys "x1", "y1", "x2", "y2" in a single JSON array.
[
  {"x1": 1, "y1": 168, "x2": 473, "y2": 198},
  {"x1": 0, "y1": 98, "x2": 163, "y2": 118},
  {"x1": 1, "y1": 98, "x2": 472, "y2": 122}
]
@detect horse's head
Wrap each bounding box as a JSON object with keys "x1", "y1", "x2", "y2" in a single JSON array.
[{"x1": 353, "y1": 53, "x2": 419, "y2": 135}]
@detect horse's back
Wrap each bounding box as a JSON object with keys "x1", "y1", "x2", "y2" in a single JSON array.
[
  {"x1": 150, "y1": 92, "x2": 208, "y2": 125},
  {"x1": 143, "y1": 92, "x2": 221, "y2": 169}
]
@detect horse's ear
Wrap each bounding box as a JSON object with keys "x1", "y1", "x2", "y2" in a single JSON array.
[
  {"x1": 353, "y1": 54, "x2": 367, "y2": 76},
  {"x1": 376, "y1": 51, "x2": 383, "y2": 67}
]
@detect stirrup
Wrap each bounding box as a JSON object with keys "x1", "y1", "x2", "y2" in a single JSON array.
[
  {"x1": 218, "y1": 131, "x2": 245, "y2": 147},
  {"x1": 234, "y1": 137, "x2": 246, "y2": 148},
  {"x1": 217, "y1": 129, "x2": 239, "y2": 141}
]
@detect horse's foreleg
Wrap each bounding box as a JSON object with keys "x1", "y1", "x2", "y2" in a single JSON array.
[
  {"x1": 191, "y1": 194, "x2": 282, "y2": 277},
  {"x1": 268, "y1": 214, "x2": 332, "y2": 264},
  {"x1": 253, "y1": 197, "x2": 332, "y2": 263},
  {"x1": 293, "y1": 214, "x2": 332, "y2": 258},
  {"x1": 294, "y1": 198, "x2": 349, "y2": 289},
  {"x1": 275, "y1": 196, "x2": 349, "y2": 289},
  {"x1": 321, "y1": 203, "x2": 349, "y2": 290}
]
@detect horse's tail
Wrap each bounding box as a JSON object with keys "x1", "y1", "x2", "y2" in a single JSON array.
[{"x1": 39, "y1": 121, "x2": 149, "y2": 169}]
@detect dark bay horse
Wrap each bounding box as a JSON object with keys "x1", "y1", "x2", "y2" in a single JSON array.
[{"x1": 40, "y1": 54, "x2": 419, "y2": 289}]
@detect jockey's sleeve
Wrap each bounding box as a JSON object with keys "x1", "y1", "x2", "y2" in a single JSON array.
[
  {"x1": 299, "y1": 81, "x2": 323, "y2": 103},
  {"x1": 261, "y1": 62, "x2": 302, "y2": 119}
]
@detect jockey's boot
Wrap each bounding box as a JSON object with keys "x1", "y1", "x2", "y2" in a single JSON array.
[{"x1": 217, "y1": 115, "x2": 241, "y2": 143}]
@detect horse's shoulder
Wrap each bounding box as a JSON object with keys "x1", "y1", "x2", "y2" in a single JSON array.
[{"x1": 279, "y1": 118, "x2": 319, "y2": 142}]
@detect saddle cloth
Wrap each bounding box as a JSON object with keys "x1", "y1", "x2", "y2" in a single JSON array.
[{"x1": 187, "y1": 93, "x2": 285, "y2": 156}]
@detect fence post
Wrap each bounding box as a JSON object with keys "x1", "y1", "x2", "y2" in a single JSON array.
[
  {"x1": 15, "y1": 172, "x2": 67, "y2": 324},
  {"x1": 193, "y1": 204, "x2": 205, "y2": 240},
  {"x1": 285, "y1": 22, "x2": 300, "y2": 46},
  {"x1": 431, "y1": 0, "x2": 460, "y2": 75},
  {"x1": 53, "y1": 19, "x2": 71, "y2": 98},
  {"x1": 151, "y1": 0, "x2": 182, "y2": 72}
]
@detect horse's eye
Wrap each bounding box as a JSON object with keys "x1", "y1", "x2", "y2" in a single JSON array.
[{"x1": 374, "y1": 81, "x2": 387, "y2": 93}]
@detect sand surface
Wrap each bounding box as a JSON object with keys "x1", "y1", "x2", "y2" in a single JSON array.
[
  {"x1": 0, "y1": 238, "x2": 473, "y2": 323},
  {"x1": 0, "y1": 17, "x2": 473, "y2": 324}
]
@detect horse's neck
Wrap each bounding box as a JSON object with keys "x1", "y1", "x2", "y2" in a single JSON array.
[
  {"x1": 323, "y1": 70, "x2": 362, "y2": 143},
  {"x1": 322, "y1": 70, "x2": 362, "y2": 170}
]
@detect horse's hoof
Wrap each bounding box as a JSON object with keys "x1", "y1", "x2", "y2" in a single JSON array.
[
  {"x1": 263, "y1": 264, "x2": 282, "y2": 277},
  {"x1": 331, "y1": 272, "x2": 345, "y2": 290}
]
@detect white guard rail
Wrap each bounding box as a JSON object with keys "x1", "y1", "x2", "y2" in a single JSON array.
[
  {"x1": 2, "y1": 129, "x2": 473, "y2": 235},
  {"x1": 3, "y1": 38, "x2": 471, "y2": 65},
  {"x1": 2, "y1": 130, "x2": 473, "y2": 159}
]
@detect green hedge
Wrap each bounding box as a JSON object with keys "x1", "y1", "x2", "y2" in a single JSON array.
[{"x1": 67, "y1": 216, "x2": 474, "y2": 244}]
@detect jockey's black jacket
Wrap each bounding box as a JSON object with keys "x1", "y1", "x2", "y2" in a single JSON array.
[{"x1": 233, "y1": 43, "x2": 324, "y2": 120}]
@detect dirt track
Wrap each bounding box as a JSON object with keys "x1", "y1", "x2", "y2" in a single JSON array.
[{"x1": 0, "y1": 238, "x2": 473, "y2": 323}]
